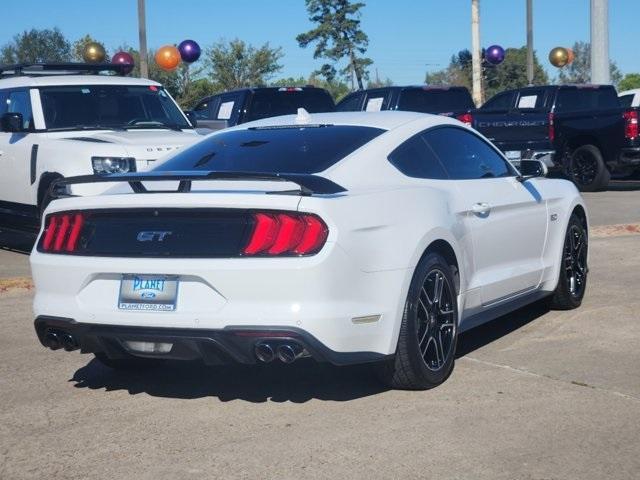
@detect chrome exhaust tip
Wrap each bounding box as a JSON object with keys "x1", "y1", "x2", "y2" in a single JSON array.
[
  {"x1": 255, "y1": 343, "x2": 275, "y2": 363},
  {"x1": 61, "y1": 333, "x2": 78, "y2": 352},
  {"x1": 277, "y1": 344, "x2": 301, "y2": 364},
  {"x1": 44, "y1": 331, "x2": 62, "y2": 350}
]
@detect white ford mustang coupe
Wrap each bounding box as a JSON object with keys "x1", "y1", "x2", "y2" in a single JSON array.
[{"x1": 30, "y1": 111, "x2": 588, "y2": 389}]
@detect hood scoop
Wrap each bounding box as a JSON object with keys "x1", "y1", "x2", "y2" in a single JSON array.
[{"x1": 65, "y1": 137, "x2": 113, "y2": 143}]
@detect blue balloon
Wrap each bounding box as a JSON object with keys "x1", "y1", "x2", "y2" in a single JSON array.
[
  {"x1": 178, "y1": 39, "x2": 201, "y2": 63},
  {"x1": 485, "y1": 45, "x2": 505, "y2": 65}
]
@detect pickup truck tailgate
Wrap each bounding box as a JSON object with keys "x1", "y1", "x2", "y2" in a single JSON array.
[{"x1": 474, "y1": 111, "x2": 551, "y2": 151}]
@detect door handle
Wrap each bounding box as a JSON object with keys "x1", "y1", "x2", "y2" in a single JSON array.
[{"x1": 471, "y1": 202, "x2": 491, "y2": 214}]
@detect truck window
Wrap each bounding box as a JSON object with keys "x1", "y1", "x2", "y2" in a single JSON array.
[
  {"x1": 515, "y1": 88, "x2": 548, "y2": 110},
  {"x1": 0, "y1": 90, "x2": 7, "y2": 115},
  {"x1": 397, "y1": 88, "x2": 474, "y2": 114},
  {"x1": 480, "y1": 91, "x2": 515, "y2": 112},
  {"x1": 193, "y1": 98, "x2": 213, "y2": 120},
  {"x1": 556, "y1": 87, "x2": 619, "y2": 112},
  {"x1": 245, "y1": 89, "x2": 334, "y2": 122},
  {"x1": 7, "y1": 90, "x2": 33, "y2": 130},
  {"x1": 336, "y1": 92, "x2": 365, "y2": 111},
  {"x1": 619, "y1": 94, "x2": 634, "y2": 108}
]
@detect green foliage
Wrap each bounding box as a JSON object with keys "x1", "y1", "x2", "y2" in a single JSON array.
[
  {"x1": 72, "y1": 34, "x2": 109, "y2": 62},
  {"x1": 557, "y1": 41, "x2": 622, "y2": 85},
  {"x1": 426, "y1": 47, "x2": 548, "y2": 100},
  {"x1": 367, "y1": 76, "x2": 393, "y2": 89},
  {"x1": 179, "y1": 78, "x2": 219, "y2": 109},
  {"x1": 484, "y1": 47, "x2": 548, "y2": 98},
  {"x1": 297, "y1": 0, "x2": 372, "y2": 89},
  {"x1": 271, "y1": 76, "x2": 310, "y2": 87},
  {"x1": 205, "y1": 39, "x2": 283, "y2": 91},
  {"x1": 618, "y1": 73, "x2": 640, "y2": 92},
  {"x1": 0, "y1": 28, "x2": 71, "y2": 64}
]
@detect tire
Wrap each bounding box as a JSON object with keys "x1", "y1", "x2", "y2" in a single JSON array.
[
  {"x1": 94, "y1": 352, "x2": 165, "y2": 371},
  {"x1": 378, "y1": 252, "x2": 459, "y2": 390},
  {"x1": 548, "y1": 214, "x2": 588, "y2": 310},
  {"x1": 569, "y1": 145, "x2": 610, "y2": 192}
]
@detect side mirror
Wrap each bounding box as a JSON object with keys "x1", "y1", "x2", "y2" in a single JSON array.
[
  {"x1": 518, "y1": 159, "x2": 547, "y2": 180},
  {"x1": 184, "y1": 110, "x2": 198, "y2": 128},
  {"x1": 1, "y1": 112, "x2": 24, "y2": 133}
]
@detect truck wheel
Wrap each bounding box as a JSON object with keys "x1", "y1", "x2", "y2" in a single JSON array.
[{"x1": 569, "y1": 145, "x2": 610, "y2": 192}]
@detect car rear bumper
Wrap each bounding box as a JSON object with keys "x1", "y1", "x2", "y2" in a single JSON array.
[
  {"x1": 30, "y1": 243, "x2": 410, "y2": 358},
  {"x1": 34, "y1": 316, "x2": 391, "y2": 366},
  {"x1": 619, "y1": 147, "x2": 640, "y2": 166}
]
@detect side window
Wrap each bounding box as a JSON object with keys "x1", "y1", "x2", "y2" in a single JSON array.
[
  {"x1": 423, "y1": 127, "x2": 514, "y2": 180},
  {"x1": 387, "y1": 133, "x2": 448, "y2": 179},
  {"x1": 7, "y1": 90, "x2": 33, "y2": 130},
  {"x1": 515, "y1": 89, "x2": 548, "y2": 110},
  {"x1": 336, "y1": 92, "x2": 364, "y2": 112},
  {"x1": 215, "y1": 94, "x2": 241, "y2": 122},
  {"x1": 480, "y1": 91, "x2": 515, "y2": 112},
  {"x1": 0, "y1": 90, "x2": 8, "y2": 115},
  {"x1": 556, "y1": 87, "x2": 619, "y2": 112},
  {"x1": 193, "y1": 98, "x2": 213, "y2": 119}
]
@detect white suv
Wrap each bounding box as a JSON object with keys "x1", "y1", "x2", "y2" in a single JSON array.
[{"x1": 0, "y1": 63, "x2": 200, "y2": 234}]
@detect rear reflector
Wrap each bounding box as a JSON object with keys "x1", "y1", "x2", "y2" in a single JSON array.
[
  {"x1": 548, "y1": 112, "x2": 556, "y2": 142},
  {"x1": 243, "y1": 211, "x2": 328, "y2": 256},
  {"x1": 41, "y1": 212, "x2": 86, "y2": 253}
]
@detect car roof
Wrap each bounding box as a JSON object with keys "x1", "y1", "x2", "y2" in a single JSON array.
[
  {"x1": 0, "y1": 74, "x2": 161, "y2": 89},
  {"x1": 235, "y1": 110, "x2": 459, "y2": 131}
]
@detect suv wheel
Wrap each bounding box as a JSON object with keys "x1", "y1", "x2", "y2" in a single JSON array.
[
  {"x1": 378, "y1": 252, "x2": 458, "y2": 390},
  {"x1": 569, "y1": 145, "x2": 610, "y2": 192}
]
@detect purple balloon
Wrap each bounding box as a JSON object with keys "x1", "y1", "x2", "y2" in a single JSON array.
[
  {"x1": 485, "y1": 45, "x2": 505, "y2": 65},
  {"x1": 111, "y1": 51, "x2": 135, "y2": 74},
  {"x1": 178, "y1": 39, "x2": 201, "y2": 63}
]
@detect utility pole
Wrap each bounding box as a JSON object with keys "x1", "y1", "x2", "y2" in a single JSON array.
[
  {"x1": 590, "y1": 0, "x2": 610, "y2": 84},
  {"x1": 471, "y1": 0, "x2": 482, "y2": 106},
  {"x1": 526, "y1": 0, "x2": 534, "y2": 85},
  {"x1": 137, "y1": 0, "x2": 149, "y2": 78}
]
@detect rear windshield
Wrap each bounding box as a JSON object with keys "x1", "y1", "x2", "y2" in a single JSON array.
[
  {"x1": 397, "y1": 88, "x2": 474, "y2": 113},
  {"x1": 619, "y1": 94, "x2": 634, "y2": 108},
  {"x1": 555, "y1": 87, "x2": 620, "y2": 112},
  {"x1": 156, "y1": 125, "x2": 385, "y2": 174},
  {"x1": 245, "y1": 89, "x2": 335, "y2": 122}
]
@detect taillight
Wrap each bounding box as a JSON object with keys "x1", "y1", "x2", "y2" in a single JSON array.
[
  {"x1": 243, "y1": 211, "x2": 328, "y2": 256},
  {"x1": 548, "y1": 112, "x2": 555, "y2": 142},
  {"x1": 624, "y1": 109, "x2": 638, "y2": 140},
  {"x1": 457, "y1": 112, "x2": 473, "y2": 126},
  {"x1": 40, "y1": 212, "x2": 85, "y2": 253}
]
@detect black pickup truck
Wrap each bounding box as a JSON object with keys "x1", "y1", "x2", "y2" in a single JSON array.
[
  {"x1": 472, "y1": 84, "x2": 640, "y2": 191},
  {"x1": 336, "y1": 85, "x2": 475, "y2": 124},
  {"x1": 187, "y1": 86, "x2": 335, "y2": 131}
]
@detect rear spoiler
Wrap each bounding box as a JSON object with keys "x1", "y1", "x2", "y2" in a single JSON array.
[{"x1": 50, "y1": 170, "x2": 347, "y2": 199}]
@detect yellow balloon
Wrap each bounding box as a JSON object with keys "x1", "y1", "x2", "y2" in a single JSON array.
[
  {"x1": 549, "y1": 47, "x2": 569, "y2": 68},
  {"x1": 83, "y1": 42, "x2": 106, "y2": 63}
]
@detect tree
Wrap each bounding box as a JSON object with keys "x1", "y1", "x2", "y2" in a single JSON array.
[
  {"x1": 179, "y1": 78, "x2": 219, "y2": 109},
  {"x1": 0, "y1": 28, "x2": 71, "y2": 64},
  {"x1": 72, "y1": 35, "x2": 109, "y2": 62},
  {"x1": 297, "y1": 0, "x2": 372, "y2": 90},
  {"x1": 367, "y1": 75, "x2": 393, "y2": 89},
  {"x1": 426, "y1": 47, "x2": 548, "y2": 100},
  {"x1": 618, "y1": 73, "x2": 640, "y2": 92},
  {"x1": 557, "y1": 41, "x2": 622, "y2": 85},
  {"x1": 205, "y1": 39, "x2": 283, "y2": 91},
  {"x1": 484, "y1": 47, "x2": 548, "y2": 98}
]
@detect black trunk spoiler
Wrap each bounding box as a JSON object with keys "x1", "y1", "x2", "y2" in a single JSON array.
[{"x1": 50, "y1": 170, "x2": 347, "y2": 198}]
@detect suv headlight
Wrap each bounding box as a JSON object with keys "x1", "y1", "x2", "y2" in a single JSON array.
[{"x1": 91, "y1": 156, "x2": 136, "y2": 175}]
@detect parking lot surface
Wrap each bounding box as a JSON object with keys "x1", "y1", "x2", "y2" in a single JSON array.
[{"x1": 1, "y1": 187, "x2": 639, "y2": 479}]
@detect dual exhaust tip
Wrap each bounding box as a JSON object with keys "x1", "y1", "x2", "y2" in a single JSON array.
[
  {"x1": 255, "y1": 342, "x2": 303, "y2": 364},
  {"x1": 43, "y1": 330, "x2": 78, "y2": 352}
]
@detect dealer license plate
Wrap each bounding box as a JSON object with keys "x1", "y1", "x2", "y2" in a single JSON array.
[{"x1": 118, "y1": 275, "x2": 178, "y2": 311}]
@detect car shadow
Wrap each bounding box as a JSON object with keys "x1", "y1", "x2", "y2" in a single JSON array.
[
  {"x1": 70, "y1": 300, "x2": 551, "y2": 403},
  {"x1": 456, "y1": 299, "x2": 550, "y2": 357},
  {"x1": 70, "y1": 357, "x2": 389, "y2": 403}
]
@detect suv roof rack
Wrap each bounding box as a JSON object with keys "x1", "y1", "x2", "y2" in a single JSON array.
[{"x1": 0, "y1": 62, "x2": 129, "y2": 78}]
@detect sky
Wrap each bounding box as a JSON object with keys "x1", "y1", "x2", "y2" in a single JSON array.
[{"x1": 1, "y1": 0, "x2": 638, "y2": 84}]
